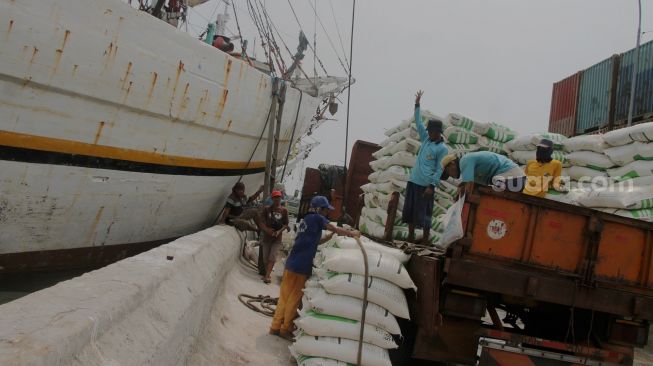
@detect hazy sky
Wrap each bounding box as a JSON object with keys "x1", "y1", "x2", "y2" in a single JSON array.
[{"x1": 189, "y1": 1, "x2": 652, "y2": 193}]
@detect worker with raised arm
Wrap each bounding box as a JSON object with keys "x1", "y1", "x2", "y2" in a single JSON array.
[
  {"x1": 269, "y1": 195, "x2": 360, "y2": 341},
  {"x1": 401, "y1": 90, "x2": 449, "y2": 244},
  {"x1": 440, "y1": 151, "x2": 526, "y2": 197}
]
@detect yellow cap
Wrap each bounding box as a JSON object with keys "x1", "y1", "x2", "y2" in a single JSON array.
[{"x1": 441, "y1": 153, "x2": 458, "y2": 169}]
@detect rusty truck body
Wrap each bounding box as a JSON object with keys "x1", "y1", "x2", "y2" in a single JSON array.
[{"x1": 405, "y1": 186, "x2": 653, "y2": 365}]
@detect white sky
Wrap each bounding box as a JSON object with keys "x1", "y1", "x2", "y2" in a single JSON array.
[{"x1": 188, "y1": 0, "x2": 652, "y2": 194}]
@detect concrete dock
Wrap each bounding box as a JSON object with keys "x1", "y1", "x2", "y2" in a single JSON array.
[
  {"x1": 2, "y1": 225, "x2": 653, "y2": 366},
  {"x1": 0, "y1": 226, "x2": 293, "y2": 366}
]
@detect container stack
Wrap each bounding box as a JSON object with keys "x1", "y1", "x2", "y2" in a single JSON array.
[{"x1": 289, "y1": 236, "x2": 414, "y2": 366}]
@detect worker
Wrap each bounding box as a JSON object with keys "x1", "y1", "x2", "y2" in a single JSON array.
[
  {"x1": 523, "y1": 139, "x2": 564, "y2": 197},
  {"x1": 441, "y1": 151, "x2": 526, "y2": 197},
  {"x1": 270, "y1": 195, "x2": 360, "y2": 341},
  {"x1": 218, "y1": 182, "x2": 263, "y2": 225},
  {"x1": 401, "y1": 90, "x2": 448, "y2": 244},
  {"x1": 259, "y1": 190, "x2": 289, "y2": 284}
]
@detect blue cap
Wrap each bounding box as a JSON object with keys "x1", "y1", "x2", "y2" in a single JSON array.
[{"x1": 310, "y1": 195, "x2": 334, "y2": 210}]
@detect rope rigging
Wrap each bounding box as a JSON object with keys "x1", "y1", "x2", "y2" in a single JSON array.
[
  {"x1": 328, "y1": 0, "x2": 350, "y2": 68},
  {"x1": 286, "y1": 0, "x2": 329, "y2": 76},
  {"x1": 307, "y1": 0, "x2": 350, "y2": 75},
  {"x1": 341, "y1": 0, "x2": 356, "y2": 222}
]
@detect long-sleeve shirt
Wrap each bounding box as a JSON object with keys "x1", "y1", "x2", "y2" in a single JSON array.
[
  {"x1": 408, "y1": 106, "x2": 448, "y2": 188},
  {"x1": 460, "y1": 151, "x2": 520, "y2": 186}
]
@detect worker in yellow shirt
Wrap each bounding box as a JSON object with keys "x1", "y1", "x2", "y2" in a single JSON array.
[{"x1": 523, "y1": 139, "x2": 564, "y2": 197}]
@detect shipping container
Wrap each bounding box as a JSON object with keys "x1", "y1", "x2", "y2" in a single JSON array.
[
  {"x1": 344, "y1": 140, "x2": 380, "y2": 225},
  {"x1": 576, "y1": 55, "x2": 619, "y2": 134},
  {"x1": 548, "y1": 72, "x2": 581, "y2": 136},
  {"x1": 615, "y1": 39, "x2": 653, "y2": 123}
]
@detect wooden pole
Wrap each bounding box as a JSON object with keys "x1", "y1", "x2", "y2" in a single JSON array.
[
  {"x1": 263, "y1": 79, "x2": 280, "y2": 197},
  {"x1": 270, "y1": 82, "x2": 287, "y2": 190}
]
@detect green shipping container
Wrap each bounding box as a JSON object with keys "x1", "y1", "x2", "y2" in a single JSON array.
[{"x1": 576, "y1": 55, "x2": 619, "y2": 134}]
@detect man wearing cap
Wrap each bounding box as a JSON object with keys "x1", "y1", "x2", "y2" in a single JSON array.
[
  {"x1": 270, "y1": 195, "x2": 360, "y2": 341},
  {"x1": 259, "y1": 190, "x2": 289, "y2": 284},
  {"x1": 523, "y1": 139, "x2": 564, "y2": 197},
  {"x1": 441, "y1": 151, "x2": 526, "y2": 197},
  {"x1": 401, "y1": 90, "x2": 449, "y2": 244}
]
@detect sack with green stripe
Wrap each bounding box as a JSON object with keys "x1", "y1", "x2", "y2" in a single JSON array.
[
  {"x1": 576, "y1": 186, "x2": 653, "y2": 210},
  {"x1": 302, "y1": 287, "x2": 401, "y2": 334},
  {"x1": 444, "y1": 126, "x2": 481, "y2": 144},
  {"x1": 608, "y1": 160, "x2": 653, "y2": 181},
  {"x1": 614, "y1": 208, "x2": 653, "y2": 222},
  {"x1": 291, "y1": 336, "x2": 392, "y2": 366},
  {"x1": 484, "y1": 122, "x2": 517, "y2": 143},
  {"x1": 478, "y1": 136, "x2": 510, "y2": 155},
  {"x1": 445, "y1": 113, "x2": 490, "y2": 134},
  {"x1": 295, "y1": 309, "x2": 398, "y2": 349},
  {"x1": 446, "y1": 143, "x2": 479, "y2": 156},
  {"x1": 566, "y1": 151, "x2": 615, "y2": 170}
]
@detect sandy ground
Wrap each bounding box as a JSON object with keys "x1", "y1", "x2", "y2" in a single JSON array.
[{"x1": 186, "y1": 231, "x2": 296, "y2": 366}]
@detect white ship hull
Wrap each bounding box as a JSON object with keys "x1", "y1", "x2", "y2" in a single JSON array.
[{"x1": 0, "y1": 0, "x2": 323, "y2": 271}]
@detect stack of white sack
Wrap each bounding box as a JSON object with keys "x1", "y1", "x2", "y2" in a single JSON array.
[
  {"x1": 444, "y1": 113, "x2": 516, "y2": 156},
  {"x1": 290, "y1": 236, "x2": 414, "y2": 366},
  {"x1": 362, "y1": 110, "x2": 452, "y2": 242},
  {"x1": 567, "y1": 122, "x2": 653, "y2": 222},
  {"x1": 561, "y1": 135, "x2": 613, "y2": 181},
  {"x1": 507, "y1": 133, "x2": 569, "y2": 167}
]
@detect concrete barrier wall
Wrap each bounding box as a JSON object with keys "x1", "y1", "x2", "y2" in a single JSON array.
[{"x1": 0, "y1": 226, "x2": 242, "y2": 366}]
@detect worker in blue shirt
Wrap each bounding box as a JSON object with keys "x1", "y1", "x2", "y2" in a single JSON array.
[
  {"x1": 441, "y1": 151, "x2": 526, "y2": 197},
  {"x1": 401, "y1": 90, "x2": 449, "y2": 244},
  {"x1": 270, "y1": 195, "x2": 359, "y2": 341}
]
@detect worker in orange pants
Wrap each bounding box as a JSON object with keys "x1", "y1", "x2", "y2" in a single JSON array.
[{"x1": 269, "y1": 196, "x2": 359, "y2": 340}]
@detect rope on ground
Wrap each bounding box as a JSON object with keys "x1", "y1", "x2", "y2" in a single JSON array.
[{"x1": 238, "y1": 294, "x2": 278, "y2": 317}]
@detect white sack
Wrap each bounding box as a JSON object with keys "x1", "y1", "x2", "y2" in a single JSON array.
[
  {"x1": 321, "y1": 248, "x2": 415, "y2": 289},
  {"x1": 295, "y1": 310, "x2": 397, "y2": 349},
  {"x1": 389, "y1": 138, "x2": 421, "y2": 155},
  {"x1": 292, "y1": 336, "x2": 391, "y2": 366},
  {"x1": 303, "y1": 287, "x2": 401, "y2": 334},
  {"x1": 372, "y1": 143, "x2": 396, "y2": 159},
  {"x1": 563, "y1": 135, "x2": 608, "y2": 153},
  {"x1": 608, "y1": 160, "x2": 653, "y2": 181},
  {"x1": 565, "y1": 151, "x2": 615, "y2": 170},
  {"x1": 444, "y1": 126, "x2": 481, "y2": 144},
  {"x1": 604, "y1": 143, "x2": 638, "y2": 166},
  {"x1": 295, "y1": 355, "x2": 349, "y2": 366},
  {"x1": 378, "y1": 165, "x2": 411, "y2": 182},
  {"x1": 320, "y1": 273, "x2": 410, "y2": 319},
  {"x1": 576, "y1": 186, "x2": 653, "y2": 209},
  {"x1": 603, "y1": 122, "x2": 653, "y2": 147},
  {"x1": 335, "y1": 237, "x2": 411, "y2": 264},
  {"x1": 485, "y1": 123, "x2": 518, "y2": 143},
  {"x1": 445, "y1": 113, "x2": 490, "y2": 134},
  {"x1": 566, "y1": 165, "x2": 608, "y2": 180}
]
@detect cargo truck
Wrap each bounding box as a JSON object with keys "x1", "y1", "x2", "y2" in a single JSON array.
[{"x1": 401, "y1": 185, "x2": 653, "y2": 365}]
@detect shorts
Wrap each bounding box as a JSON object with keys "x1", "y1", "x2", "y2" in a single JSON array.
[
  {"x1": 260, "y1": 239, "x2": 282, "y2": 264},
  {"x1": 401, "y1": 181, "x2": 434, "y2": 229}
]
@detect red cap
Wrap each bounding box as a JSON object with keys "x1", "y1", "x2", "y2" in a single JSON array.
[{"x1": 271, "y1": 190, "x2": 283, "y2": 198}]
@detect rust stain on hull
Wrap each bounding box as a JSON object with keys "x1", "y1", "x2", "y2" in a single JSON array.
[
  {"x1": 51, "y1": 29, "x2": 70, "y2": 77},
  {"x1": 93, "y1": 121, "x2": 105, "y2": 144},
  {"x1": 72, "y1": 64, "x2": 78, "y2": 76},
  {"x1": 223, "y1": 58, "x2": 232, "y2": 87},
  {"x1": 169, "y1": 61, "x2": 185, "y2": 115},
  {"x1": 29, "y1": 46, "x2": 39, "y2": 64},
  {"x1": 145, "y1": 71, "x2": 158, "y2": 106},
  {"x1": 85, "y1": 206, "x2": 105, "y2": 245},
  {"x1": 195, "y1": 89, "x2": 210, "y2": 121},
  {"x1": 178, "y1": 82, "x2": 190, "y2": 117},
  {"x1": 121, "y1": 61, "x2": 133, "y2": 90},
  {"x1": 215, "y1": 89, "x2": 229, "y2": 121},
  {"x1": 6, "y1": 20, "x2": 13, "y2": 40}
]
